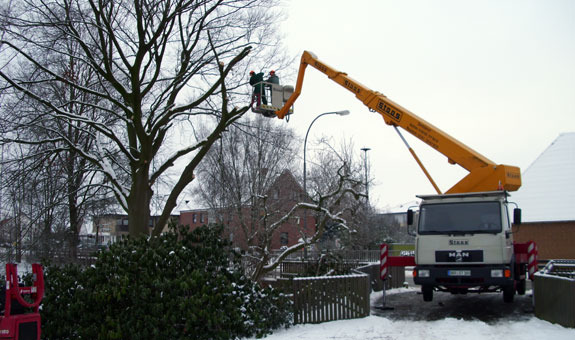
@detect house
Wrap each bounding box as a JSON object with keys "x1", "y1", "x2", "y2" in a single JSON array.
[
  {"x1": 91, "y1": 214, "x2": 178, "y2": 245},
  {"x1": 90, "y1": 170, "x2": 317, "y2": 250},
  {"x1": 179, "y1": 209, "x2": 209, "y2": 230},
  {"x1": 511, "y1": 132, "x2": 575, "y2": 260},
  {"x1": 179, "y1": 170, "x2": 316, "y2": 251}
]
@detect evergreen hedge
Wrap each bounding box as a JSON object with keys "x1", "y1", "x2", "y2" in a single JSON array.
[{"x1": 40, "y1": 225, "x2": 292, "y2": 339}]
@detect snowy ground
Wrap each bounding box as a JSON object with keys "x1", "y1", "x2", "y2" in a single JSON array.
[{"x1": 244, "y1": 289, "x2": 575, "y2": 340}]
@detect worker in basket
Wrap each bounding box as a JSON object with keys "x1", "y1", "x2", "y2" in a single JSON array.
[{"x1": 249, "y1": 70, "x2": 267, "y2": 108}]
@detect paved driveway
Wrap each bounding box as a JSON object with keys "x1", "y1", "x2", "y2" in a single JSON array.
[
  {"x1": 372, "y1": 270, "x2": 534, "y2": 323},
  {"x1": 371, "y1": 288, "x2": 534, "y2": 324}
]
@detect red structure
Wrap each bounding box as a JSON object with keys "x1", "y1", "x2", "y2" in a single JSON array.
[
  {"x1": 514, "y1": 241, "x2": 539, "y2": 280},
  {"x1": 0, "y1": 263, "x2": 44, "y2": 340},
  {"x1": 379, "y1": 243, "x2": 416, "y2": 281},
  {"x1": 379, "y1": 244, "x2": 388, "y2": 280}
]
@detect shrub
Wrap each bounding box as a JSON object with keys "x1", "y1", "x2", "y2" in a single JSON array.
[
  {"x1": 303, "y1": 252, "x2": 352, "y2": 277},
  {"x1": 41, "y1": 225, "x2": 292, "y2": 339}
]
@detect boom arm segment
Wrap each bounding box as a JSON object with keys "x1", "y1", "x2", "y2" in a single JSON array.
[{"x1": 275, "y1": 51, "x2": 521, "y2": 193}]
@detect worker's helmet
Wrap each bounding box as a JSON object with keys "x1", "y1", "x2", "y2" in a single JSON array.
[
  {"x1": 270, "y1": 70, "x2": 275, "y2": 75},
  {"x1": 249, "y1": 70, "x2": 255, "y2": 75}
]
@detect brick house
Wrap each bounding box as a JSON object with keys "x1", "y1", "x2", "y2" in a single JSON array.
[
  {"x1": 511, "y1": 133, "x2": 575, "y2": 260},
  {"x1": 179, "y1": 170, "x2": 316, "y2": 251}
]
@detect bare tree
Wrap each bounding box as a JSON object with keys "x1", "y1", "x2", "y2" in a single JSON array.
[
  {"x1": 310, "y1": 139, "x2": 415, "y2": 248},
  {"x1": 0, "y1": 0, "x2": 287, "y2": 237},
  {"x1": 305, "y1": 138, "x2": 379, "y2": 249},
  {"x1": 252, "y1": 162, "x2": 365, "y2": 281},
  {"x1": 192, "y1": 116, "x2": 300, "y2": 252},
  {"x1": 0, "y1": 142, "x2": 64, "y2": 263},
  {"x1": 193, "y1": 117, "x2": 366, "y2": 280},
  {"x1": 0, "y1": 19, "x2": 121, "y2": 259}
]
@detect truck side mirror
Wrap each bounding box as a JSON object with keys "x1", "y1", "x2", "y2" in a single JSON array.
[
  {"x1": 407, "y1": 209, "x2": 414, "y2": 225},
  {"x1": 513, "y1": 208, "x2": 522, "y2": 225},
  {"x1": 406, "y1": 209, "x2": 416, "y2": 237}
]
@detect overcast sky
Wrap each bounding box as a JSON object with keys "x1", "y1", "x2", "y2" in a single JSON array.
[{"x1": 272, "y1": 0, "x2": 575, "y2": 211}]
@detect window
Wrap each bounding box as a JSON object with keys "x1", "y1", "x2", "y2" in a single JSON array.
[
  {"x1": 117, "y1": 218, "x2": 129, "y2": 232},
  {"x1": 292, "y1": 190, "x2": 299, "y2": 201},
  {"x1": 200, "y1": 213, "x2": 204, "y2": 223},
  {"x1": 280, "y1": 232, "x2": 289, "y2": 246},
  {"x1": 418, "y1": 201, "x2": 502, "y2": 235},
  {"x1": 192, "y1": 213, "x2": 197, "y2": 223}
]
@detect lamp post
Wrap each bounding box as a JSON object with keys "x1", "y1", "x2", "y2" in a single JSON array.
[
  {"x1": 302, "y1": 110, "x2": 350, "y2": 256},
  {"x1": 303, "y1": 110, "x2": 350, "y2": 200},
  {"x1": 361, "y1": 147, "x2": 371, "y2": 203}
]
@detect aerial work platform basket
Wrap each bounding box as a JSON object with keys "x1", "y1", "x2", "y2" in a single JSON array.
[{"x1": 251, "y1": 82, "x2": 294, "y2": 118}]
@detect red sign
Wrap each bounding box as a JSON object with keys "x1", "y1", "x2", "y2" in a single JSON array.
[
  {"x1": 380, "y1": 243, "x2": 389, "y2": 280},
  {"x1": 527, "y1": 241, "x2": 538, "y2": 280}
]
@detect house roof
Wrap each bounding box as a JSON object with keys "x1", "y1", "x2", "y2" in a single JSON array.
[{"x1": 511, "y1": 132, "x2": 575, "y2": 222}]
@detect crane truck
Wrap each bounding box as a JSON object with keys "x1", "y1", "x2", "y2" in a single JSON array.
[{"x1": 253, "y1": 51, "x2": 537, "y2": 303}]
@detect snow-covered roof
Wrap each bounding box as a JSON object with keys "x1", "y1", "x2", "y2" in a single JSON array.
[
  {"x1": 511, "y1": 132, "x2": 575, "y2": 222},
  {"x1": 382, "y1": 200, "x2": 421, "y2": 214}
]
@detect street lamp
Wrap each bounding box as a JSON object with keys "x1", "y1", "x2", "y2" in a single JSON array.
[
  {"x1": 360, "y1": 147, "x2": 371, "y2": 203},
  {"x1": 303, "y1": 110, "x2": 350, "y2": 200},
  {"x1": 302, "y1": 110, "x2": 350, "y2": 257}
]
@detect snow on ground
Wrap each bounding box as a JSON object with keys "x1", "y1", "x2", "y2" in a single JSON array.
[
  {"x1": 244, "y1": 289, "x2": 575, "y2": 340},
  {"x1": 248, "y1": 315, "x2": 572, "y2": 340}
]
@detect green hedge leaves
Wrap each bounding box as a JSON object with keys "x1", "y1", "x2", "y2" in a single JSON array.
[{"x1": 40, "y1": 225, "x2": 292, "y2": 339}]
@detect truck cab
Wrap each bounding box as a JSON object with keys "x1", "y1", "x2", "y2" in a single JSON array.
[{"x1": 409, "y1": 191, "x2": 522, "y2": 302}]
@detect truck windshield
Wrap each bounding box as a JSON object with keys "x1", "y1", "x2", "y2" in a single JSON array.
[{"x1": 418, "y1": 201, "x2": 502, "y2": 235}]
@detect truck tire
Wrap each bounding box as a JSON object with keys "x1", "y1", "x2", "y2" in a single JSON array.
[
  {"x1": 516, "y1": 279, "x2": 526, "y2": 295},
  {"x1": 422, "y1": 286, "x2": 433, "y2": 302},
  {"x1": 503, "y1": 285, "x2": 514, "y2": 303}
]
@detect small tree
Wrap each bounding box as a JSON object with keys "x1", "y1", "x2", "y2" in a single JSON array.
[{"x1": 305, "y1": 138, "x2": 374, "y2": 249}]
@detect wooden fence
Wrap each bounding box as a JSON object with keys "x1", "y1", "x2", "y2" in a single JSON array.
[{"x1": 291, "y1": 274, "x2": 370, "y2": 324}]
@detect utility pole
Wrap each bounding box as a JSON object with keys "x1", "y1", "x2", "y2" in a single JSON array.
[{"x1": 360, "y1": 147, "x2": 371, "y2": 204}]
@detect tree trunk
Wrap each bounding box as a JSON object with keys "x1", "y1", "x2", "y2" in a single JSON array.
[
  {"x1": 128, "y1": 165, "x2": 153, "y2": 237},
  {"x1": 67, "y1": 152, "x2": 81, "y2": 258},
  {"x1": 68, "y1": 194, "x2": 80, "y2": 258}
]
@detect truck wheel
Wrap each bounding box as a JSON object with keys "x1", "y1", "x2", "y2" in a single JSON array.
[
  {"x1": 422, "y1": 286, "x2": 433, "y2": 302},
  {"x1": 503, "y1": 285, "x2": 514, "y2": 303}
]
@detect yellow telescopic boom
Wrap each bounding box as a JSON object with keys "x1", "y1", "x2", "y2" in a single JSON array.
[{"x1": 274, "y1": 51, "x2": 521, "y2": 193}]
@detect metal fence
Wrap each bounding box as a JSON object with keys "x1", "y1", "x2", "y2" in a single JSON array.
[
  {"x1": 534, "y1": 260, "x2": 575, "y2": 328},
  {"x1": 279, "y1": 260, "x2": 360, "y2": 277},
  {"x1": 355, "y1": 264, "x2": 407, "y2": 291},
  {"x1": 291, "y1": 274, "x2": 371, "y2": 324},
  {"x1": 273, "y1": 249, "x2": 381, "y2": 264},
  {"x1": 273, "y1": 245, "x2": 415, "y2": 264}
]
